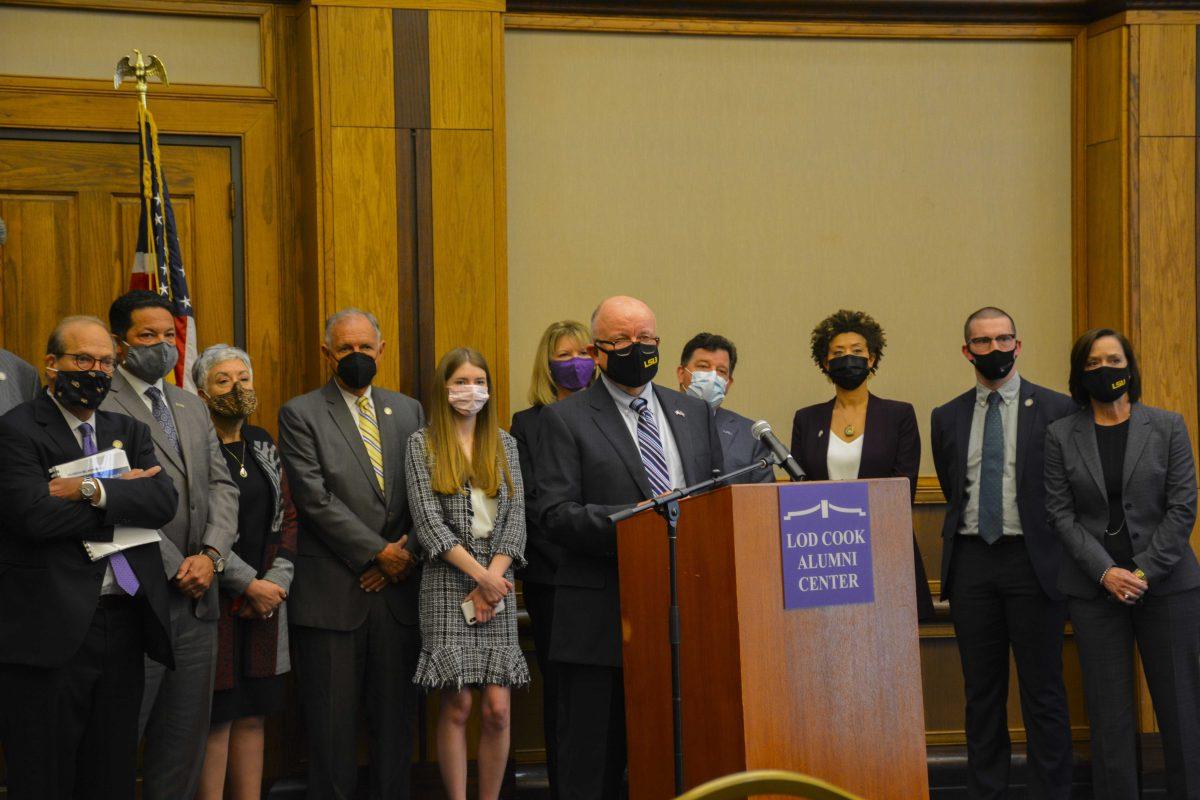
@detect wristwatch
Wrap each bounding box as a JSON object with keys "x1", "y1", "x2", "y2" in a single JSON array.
[
  {"x1": 80, "y1": 477, "x2": 100, "y2": 503},
  {"x1": 201, "y1": 547, "x2": 226, "y2": 574}
]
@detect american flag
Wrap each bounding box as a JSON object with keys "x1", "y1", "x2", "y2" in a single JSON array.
[{"x1": 131, "y1": 103, "x2": 197, "y2": 392}]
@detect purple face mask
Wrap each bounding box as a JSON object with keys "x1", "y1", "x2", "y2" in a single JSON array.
[{"x1": 549, "y1": 356, "x2": 595, "y2": 392}]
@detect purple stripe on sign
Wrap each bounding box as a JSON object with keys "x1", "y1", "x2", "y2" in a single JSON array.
[{"x1": 778, "y1": 482, "x2": 874, "y2": 610}]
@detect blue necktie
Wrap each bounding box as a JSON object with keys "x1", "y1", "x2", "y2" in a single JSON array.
[
  {"x1": 979, "y1": 391, "x2": 1004, "y2": 544},
  {"x1": 144, "y1": 385, "x2": 182, "y2": 458},
  {"x1": 79, "y1": 422, "x2": 140, "y2": 596},
  {"x1": 630, "y1": 397, "x2": 673, "y2": 497}
]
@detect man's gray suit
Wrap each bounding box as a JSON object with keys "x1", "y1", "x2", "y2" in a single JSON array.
[
  {"x1": 1045, "y1": 402, "x2": 1200, "y2": 798},
  {"x1": 713, "y1": 405, "x2": 776, "y2": 484},
  {"x1": 100, "y1": 368, "x2": 240, "y2": 800},
  {"x1": 0, "y1": 348, "x2": 39, "y2": 417},
  {"x1": 279, "y1": 378, "x2": 423, "y2": 800}
]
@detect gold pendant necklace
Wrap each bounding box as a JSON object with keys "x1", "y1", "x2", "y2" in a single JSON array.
[
  {"x1": 223, "y1": 440, "x2": 249, "y2": 478},
  {"x1": 843, "y1": 424, "x2": 855, "y2": 438}
]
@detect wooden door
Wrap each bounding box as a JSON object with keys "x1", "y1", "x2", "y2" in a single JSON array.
[{"x1": 0, "y1": 137, "x2": 235, "y2": 368}]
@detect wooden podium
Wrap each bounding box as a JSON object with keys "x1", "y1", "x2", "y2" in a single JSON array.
[{"x1": 616, "y1": 479, "x2": 928, "y2": 800}]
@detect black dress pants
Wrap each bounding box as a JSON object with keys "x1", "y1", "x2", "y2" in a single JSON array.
[
  {"x1": 0, "y1": 597, "x2": 145, "y2": 800},
  {"x1": 555, "y1": 662, "x2": 627, "y2": 800},
  {"x1": 948, "y1": 535, "x2": 1073, "y2": 800},
  {"x1": 524, "y1": 580, "x2": 560, "y2": 800},
  {"x1": 1069, "y1": 586, "x2": 1200, "y2": 800},
  {"x1": 292, "y1": 599, "x2": 422, "y2": 800}
]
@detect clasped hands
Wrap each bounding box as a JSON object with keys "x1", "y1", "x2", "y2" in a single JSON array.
[
  {"x1": 359, "y1": 535, "x2": 418, "y2": 592},
  {"x1": 1103, "y1": 566, "x2": 1148, "y2": 605},
  {"x1": 466, "y1": 568, "x2": 513, "y2": 625},
  {"x1": 238, "y1": 578, "x2": 287, "y2": 620}
]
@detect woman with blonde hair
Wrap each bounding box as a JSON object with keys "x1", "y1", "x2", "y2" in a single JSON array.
[
  {"x1": 406, "y1": 347, "x2": 529, "y2": 800},
  {"x1": 509, "y1": 319, "x2": 594, "y2": 798}
]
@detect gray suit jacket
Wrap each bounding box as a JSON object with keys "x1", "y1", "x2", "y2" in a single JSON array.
[
  {"x1": 100, "y1": 369, "x2": 241, "y2": 620},
  {"x1": 0, "y1": 348, "x2": 39, "y2": 417},
  {"x1": 1045, "y1": 402, "x2": 1200, "y2": 598},
  {"x1": 713, "y1": 406, "x2": 776, "y2": 484},
  {"x1": 278, "y1": 379, "x2": 423, "y2": 631}
]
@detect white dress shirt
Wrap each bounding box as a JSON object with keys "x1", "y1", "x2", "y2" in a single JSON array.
[
  {"x1": 338, "y1": 383, "x2": 375, "y2": 432},
  {"x1": 119, "y1": 365, "x2": 168, "y2": 415},
  {"x1": 47, "y1": 390, "x2": 117, "y2": 594},
  {"x1": 601, "y1": 375, "x2": 687, "y2": 491}
]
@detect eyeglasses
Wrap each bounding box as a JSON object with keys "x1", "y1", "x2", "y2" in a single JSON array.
[
  {"x1": 967, "y1": 334, "x2": 1016, "y2": 352},
  {"x1": 58, "y1": 353, "x2": 117, "y2": 372},
  {"x1": 594, "y1": 336, "x2": 661, "y2": 354}
]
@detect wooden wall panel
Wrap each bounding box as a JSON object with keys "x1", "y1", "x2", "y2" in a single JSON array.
[
  {"x1": 1084, "y1": 140, "x2": 1127, "y2": 329},
  {"x1": 323, "y1": 6, "x2": 396, "y2": 127},
  {"x1": 1086, "y1": 27, "x2": 1124, "y2": 144},
  {"x1": 0, "y1": 194, "x2": 76, "y2": 361},
  {"x1": 429, "y1": 10, "x2": 493, "y2": 129},
  {"x1": 330, "y1": 126, "x2": 402, "y2": 391},
  {"x1": 1138, "y1": 24, "x2": 1196, "y2": 137},
  {"x1": 430, "y1": 129, "x2": 497, "y2": 366},
  {"x1": 1137, "y1": 137, "x2": 1198, "y2": 452}
]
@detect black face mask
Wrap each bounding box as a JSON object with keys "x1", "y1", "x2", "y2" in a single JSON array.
[
  {"x1": 1082, "y1": 366, "x2": 1131, "y2": 403},
  {"x1": 52, "y1": 368, "x2": 112, "y2": 411},
  {"x1": 335, "y1": 352, "x2": 377, "y2": 390},
  {"x1": 827, "y1": 355, "x2": 871, "y2": 390},
  {"x1": 970, "y1": 348, "x2": 1016, "y2": 382},
  {"x1": 601, "y1": 342, "x2": 659, "y2": 388}
]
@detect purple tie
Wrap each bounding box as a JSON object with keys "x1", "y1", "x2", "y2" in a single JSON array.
[{"x1": 80, "y1": 423, "x2": 140, "y2": 596}]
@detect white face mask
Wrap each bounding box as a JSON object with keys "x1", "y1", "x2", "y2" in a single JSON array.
[
  {"x1": 448, "y1": 384, "x2": 489, "y2": 416},
  {"x1": 684, "y1": 369, "x2": 728, "y2": 408}
]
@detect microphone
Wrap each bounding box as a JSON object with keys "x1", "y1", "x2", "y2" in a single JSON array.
[{"x1": 751, "y1": 420, "x2": 805, "y2": 481}]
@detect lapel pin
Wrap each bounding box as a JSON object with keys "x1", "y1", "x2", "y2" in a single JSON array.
[
  {"x1": 0, "y1": 371, "x2": 6, "y2": 381},
  {"x1": 818, "y1": 429, "x2": 824, "y2": 437},
  {"x1": 674, "y1": 409, "x2": 685, "y2": 417},
  {"x1": 112, "y1": 440, "x2": 123, "y2": 449},
  {"x1": 1025, "y1": 398, "x2": 1034, "y2": 407},
  {"x1": 175, "y1": 402, "x2": 185, "y2": 408},
  {"x1": 384, "y1": 407, "x2": 393, "y2": 416}
]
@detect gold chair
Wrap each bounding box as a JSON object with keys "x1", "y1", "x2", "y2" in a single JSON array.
[{"x1": 675, "y1": 769, "x2": 866, "y2": 800}]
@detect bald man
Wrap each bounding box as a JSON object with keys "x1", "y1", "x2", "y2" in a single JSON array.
[
  {"x1": 0, "y1": 316, "x2": 176, "y2": 798},
  {"x1": 535, "y1": 296, "x2": 724, "y2": 800}
]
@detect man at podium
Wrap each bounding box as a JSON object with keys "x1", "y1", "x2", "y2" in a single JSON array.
[{"x1": 535, "y1": 295, "x2": 723, "y2": 800}]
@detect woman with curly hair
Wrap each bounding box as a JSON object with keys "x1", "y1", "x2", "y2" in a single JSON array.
[{"x1": 790, "y1": 309, "x2": 935, "y2": 621}]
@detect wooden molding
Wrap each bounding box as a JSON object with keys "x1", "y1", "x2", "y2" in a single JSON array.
[
  {"x1": 505, "y1": 1, "x2": 1200, "y2": 24},
  {"x1": 915, "y1": 476, "x2": 947, "y2": 505}
]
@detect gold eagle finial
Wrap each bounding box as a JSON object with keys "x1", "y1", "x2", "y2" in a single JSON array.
[{"x1": 114, "y1": 49, "x2": 169, "y2": 108}]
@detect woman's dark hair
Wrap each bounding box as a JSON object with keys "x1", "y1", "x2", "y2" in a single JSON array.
[
  {"x1": 1068, "y1": 328, "x2": 1141, "y2": 405},
  {"x1": 809, "y1": 309, "x2": 885, "y2": 373}
]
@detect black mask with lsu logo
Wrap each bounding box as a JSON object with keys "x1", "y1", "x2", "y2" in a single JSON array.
[
  {"x1": 1082, "y1": 366, "x2": 1131, "y2": 403},
  {"x1": 602, "y1": 342, "x2": 660, "y2": 388},
  {"x1": 52, "y1": 369, "x2": 112, "y2": 410}
]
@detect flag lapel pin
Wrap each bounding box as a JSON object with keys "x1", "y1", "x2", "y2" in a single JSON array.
[{"x1": 674, "y1": 409, "x2": 685, "y2": 417}]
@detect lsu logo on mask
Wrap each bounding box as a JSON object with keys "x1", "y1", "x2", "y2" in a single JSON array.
[{"x1": 642, "y1": 354, "x2": 659, "y2": 369}]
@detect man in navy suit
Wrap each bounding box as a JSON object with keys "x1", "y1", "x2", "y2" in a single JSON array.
[
  {"x1": 0, "y1": 315, "x2": 176, "y2": 799},
  {"x1": 536, "y1": 296, "x2": 724, "y2": 800},
  {"x1": 930, "y1": 307, "x2": 1076, "y2": 800},
  {"x1": 676, "y1": 332, "x2": 775, "y2": 484}
]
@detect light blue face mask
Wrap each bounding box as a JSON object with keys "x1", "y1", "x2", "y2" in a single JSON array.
[{"x1": 684, "y1": 369, "x2": 728, "y2": 408}]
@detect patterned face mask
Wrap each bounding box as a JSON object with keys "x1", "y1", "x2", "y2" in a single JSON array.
[{"x1": 205, "y1": 382, "x2": 259, "y2": 419}]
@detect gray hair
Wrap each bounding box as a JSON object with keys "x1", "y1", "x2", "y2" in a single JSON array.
[
  {"x1": 324, "y1": 308, "x2": 382, "y2": 346},
  {"x1": 192, "y1": 344, "x2": 253, "y2": 389},
  {"x1": 46, "y1": 315, "x2": 108, "y2": 356}
]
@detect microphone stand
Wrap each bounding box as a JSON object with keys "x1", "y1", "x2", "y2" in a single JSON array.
[{"x1": 608, "y1": 455, "x2": 789, "y2": 796}]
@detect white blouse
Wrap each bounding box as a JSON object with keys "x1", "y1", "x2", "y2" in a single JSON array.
[
  {"x1": 469, "y1": 487, "x2": 498, "y2": 540},
  {"x1": 826, "y1": 433, "x2": 864, "y2": 481}
]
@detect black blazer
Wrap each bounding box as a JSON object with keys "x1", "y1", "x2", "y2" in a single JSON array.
[
  {"x1": 930, "y1": 378, "x2": 1078, "y2": 601},
  {"x1": 791, "y1": 394, "x2": 934, "y2": 620},
  {"x1": 510, "y1": 405, "x2": 564, "y2": 586},
  {"x1": 0, "y1": 392, "x2": 177, "y2": 669},
  {"x1": 535, "y1": 380, "x2": 723, "y2": 667},
  {"x1": 1045, "y1": 402, "x2": 1200, "y2": 599}
]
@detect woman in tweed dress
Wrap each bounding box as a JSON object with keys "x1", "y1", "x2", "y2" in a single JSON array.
[{"x1": 406, "y1": 347, "x2": 529, "y2": 800}]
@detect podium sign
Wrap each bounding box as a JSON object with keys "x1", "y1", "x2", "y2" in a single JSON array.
[{"x1": 779, "y1": 482, "x2": 874, "y2": 610}]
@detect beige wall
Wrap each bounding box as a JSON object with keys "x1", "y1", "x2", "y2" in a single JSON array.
[
  {"x1": 0, "y1": 6, "x2": 260, "y2": 87},
  {"x1": 506, "y1": 30, "x2": 1073, "y2": 474}
]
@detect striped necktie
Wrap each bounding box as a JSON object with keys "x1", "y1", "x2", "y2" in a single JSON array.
[
  {"x1": 630, "y1": 397, "x2": 673, "y2": 497},
  {"x1": 80, "y1": 422, "x2": 140, "y2": 596},
  {"x1": 356, "y1": 395, "x2": 385, "y2": 492}
]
